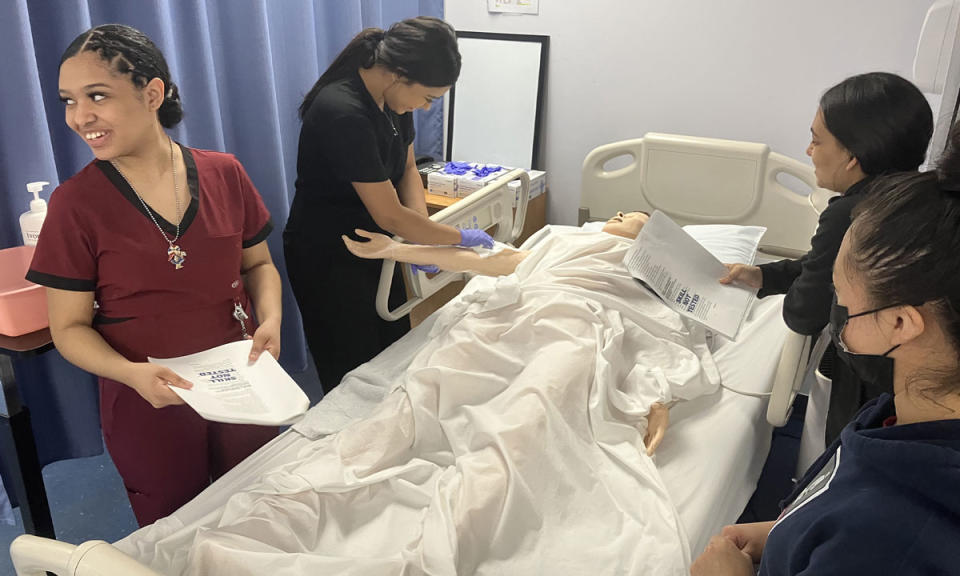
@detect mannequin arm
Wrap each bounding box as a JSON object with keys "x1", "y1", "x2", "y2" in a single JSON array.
[{"x1": 343, "y1": 229, "x2": 528, "y2": 276}]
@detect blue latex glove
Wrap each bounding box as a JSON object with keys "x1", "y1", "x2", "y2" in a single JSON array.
[
  {"x1": 443, "y1": 161, "x2": 472, "y2": 175},
  {"x1": 411, "y1": 263, "x2": 440, "y2": 274},
  {"x1": 459, "y1": 228, "x2": 495, "y2": 249}
]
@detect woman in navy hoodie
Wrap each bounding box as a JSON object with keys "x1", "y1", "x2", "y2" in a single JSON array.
[{"x1": 692, "y1": 140, "x2": 960, "y2": 575}]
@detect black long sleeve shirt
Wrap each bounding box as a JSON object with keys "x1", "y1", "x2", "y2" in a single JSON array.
[{"x1": 757, "y1": 177, "x2": 874, "y2": 335}]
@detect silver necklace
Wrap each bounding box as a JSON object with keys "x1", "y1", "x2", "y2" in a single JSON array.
[
  {"x1": 111, "y1": 138, "x2": 187, "y2": 269},
  {"x1": 381, "y1": 104, "x2": 398, "y2": 137}
]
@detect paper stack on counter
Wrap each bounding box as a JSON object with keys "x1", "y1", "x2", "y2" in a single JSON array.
[
  {"x1": 149, "y1": 340, "x2": 310, "y2": 426},
  {"x1": 624, "y1": 211, "x2": 759, "y2": 340}
]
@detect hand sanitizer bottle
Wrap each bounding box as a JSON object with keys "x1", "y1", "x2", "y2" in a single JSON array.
[{"x1": 20, "y1": 181, "x2": 49, "y2": 246}]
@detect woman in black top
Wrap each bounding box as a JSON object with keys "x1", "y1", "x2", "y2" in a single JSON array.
[
  {"x1": 721, "y1": 72, "x2": 932, "y2": 443},
  {"x1": 285, "y1": 17, "x2": 492, "y2": 393}
]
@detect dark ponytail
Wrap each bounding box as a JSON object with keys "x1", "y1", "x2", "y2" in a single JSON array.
[
  {"x1": 298, "y1": 28, "x2": 385, "y2": 119},
  {"x1": 60, "y1": 24, "x2": 183, "y2": 128},
  {"x1": 820, "y1": 72, "x2": 932, "y2": 176},
  {"x1": 299, "y1": 16, "x2": 461, "y2": 119},
  {"x1": 844, "y1": 127, "x2": 960, "y2": 393}
]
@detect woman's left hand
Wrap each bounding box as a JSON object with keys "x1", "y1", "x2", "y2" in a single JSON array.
[
  {"x1": 691, "y1": 535, "x2": 755, "y2": 576},
  {"x1": 248, "y1": 316, "x2": 281, "y2": 363}
]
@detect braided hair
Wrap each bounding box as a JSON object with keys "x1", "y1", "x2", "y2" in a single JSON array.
[{"x1": 61, "y1": 24, "x2": 183, "y2": 128}]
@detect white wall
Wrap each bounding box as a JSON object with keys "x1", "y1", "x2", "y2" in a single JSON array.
[{"x1": 445, "y1": 0, "x2": 939, "y2": 224}]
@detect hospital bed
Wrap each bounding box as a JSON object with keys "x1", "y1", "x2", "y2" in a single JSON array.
[{"x1": 9, "y1": 133, "x2": 828, "y2": 575}]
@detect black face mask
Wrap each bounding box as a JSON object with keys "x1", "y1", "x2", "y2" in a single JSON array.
[{"x1": 829, "y1": 294, "x2": 900, "y2": 386}]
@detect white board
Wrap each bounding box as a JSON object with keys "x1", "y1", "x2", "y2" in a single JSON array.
[{"x1": 449, "y1": 34, "x2": 547, "y2": 169}]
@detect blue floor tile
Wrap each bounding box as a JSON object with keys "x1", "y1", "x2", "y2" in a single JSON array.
[{"x1": 0, "y1": 446, "x2": 136, "y2": 576}]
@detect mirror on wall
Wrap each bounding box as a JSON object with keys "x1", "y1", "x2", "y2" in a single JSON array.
[{"x1": 446, "y1": 32, "x2": 549, "y2": 170}]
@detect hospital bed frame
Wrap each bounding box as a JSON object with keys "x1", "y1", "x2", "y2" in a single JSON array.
[
  {"x1": 8, "y1": 133, "x2": 828, "y2": 575},
  {"x1": 377, "y1": 169, "x2": 530, "y2": 321},
  {"x1": 579, "y1": 133, "x2": 833, "y2": 427}
]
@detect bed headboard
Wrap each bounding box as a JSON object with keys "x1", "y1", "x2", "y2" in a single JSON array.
[{"x1": 580, "y1": 133, "x2": 836, "y2": 258}]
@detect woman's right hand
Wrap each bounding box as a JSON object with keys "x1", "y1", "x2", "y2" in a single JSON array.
[
  {"x1": 719, "y1": 263, "x2": 763, "y2": 289},
  {"x1": 124, "y1": 363, "x2": 193, "y2": 409},
  {"x1": 719, "y1": 521, "x2": 775, "y2": 563}
]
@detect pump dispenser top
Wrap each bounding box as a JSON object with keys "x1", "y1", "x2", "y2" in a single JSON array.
[{"x1": 20, "y1": 181, "x2": 49, "y2": 246}]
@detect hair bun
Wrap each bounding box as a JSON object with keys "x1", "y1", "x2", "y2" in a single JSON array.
[{"x1": 158, "y1": 81, "x2": 183, "y2": 128}]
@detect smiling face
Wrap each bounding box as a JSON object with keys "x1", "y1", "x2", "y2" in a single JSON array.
[
  {"x1": 384, "y1": 78, "x2": 449, "y2": 114},
  {"x1": 602, "y1": 211, "x2": 649, "y2": 239},
  {"x1": 58, "y1": 51, "x2": 163, "y2": 161}
]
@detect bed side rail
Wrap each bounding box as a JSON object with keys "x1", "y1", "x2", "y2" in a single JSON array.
[
  {"x1": 766, "y1": 330, "x2": 809, "y2": 426},
  {"x1": 376, "y1": 169, "x2": 530, "y2": 321},
  {"x1": 11, "y1": 534, "x2": 162, "y2": 576},
  {"x1": 580, "y1": 133, "x2": 836, "y2": 259}
]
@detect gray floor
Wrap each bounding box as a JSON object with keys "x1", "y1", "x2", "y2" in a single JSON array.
[{"x1": 0, "y1": 359, "x2": 323, "y2": 576}]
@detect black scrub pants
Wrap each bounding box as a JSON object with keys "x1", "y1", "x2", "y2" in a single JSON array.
[{"x1": 285, "y1": 240, "x2": 410, "y2": 394}]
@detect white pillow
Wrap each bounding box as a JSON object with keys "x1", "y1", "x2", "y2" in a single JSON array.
[
  {"x1": 578, "y1": 220, "x2": 766, "y2": 264},
  {"x1": 682, "y1": 224, "x2": 766, "y2": 265}
]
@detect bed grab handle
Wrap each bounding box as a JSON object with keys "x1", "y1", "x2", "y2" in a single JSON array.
[
  {"x1": 376, "y1": 169, "x2": 530, "y2": 321},
  {"x1": 10, "y1": 535, "x2": 163, "y2": 576},
  {"x1": 766, "y1": 153, "x2": 838, "y2": 216}
]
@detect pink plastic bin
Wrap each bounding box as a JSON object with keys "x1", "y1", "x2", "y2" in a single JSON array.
[{"x1": 0, "y1": 246, "x2": 48, "y2": 337}]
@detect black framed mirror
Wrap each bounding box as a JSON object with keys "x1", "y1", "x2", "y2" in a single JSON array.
[{"x1": 446, "y1": 32, "x2": 549, "y2": 170}]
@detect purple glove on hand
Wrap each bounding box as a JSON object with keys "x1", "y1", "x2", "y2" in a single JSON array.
[
  {"x1": 411, "y1": 263, "x2": 440, "y2": 274},
  {"x1": 458, "y1": 228, "x2": 495, "y2": 249}
]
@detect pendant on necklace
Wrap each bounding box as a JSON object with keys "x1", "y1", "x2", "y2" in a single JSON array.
[{"x1": 167, "y1": 244, "x2": 187, "y2": 269}]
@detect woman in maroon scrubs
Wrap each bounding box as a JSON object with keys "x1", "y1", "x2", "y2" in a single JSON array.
[{"x1": 26, "y1": 24, "x2": 282, "y2": 526}]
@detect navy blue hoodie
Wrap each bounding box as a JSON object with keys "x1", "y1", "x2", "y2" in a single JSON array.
[{"x1": 759, "y1": 394, "x2": 960, "y2": 575}]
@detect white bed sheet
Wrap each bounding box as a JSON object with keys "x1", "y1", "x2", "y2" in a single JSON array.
[{"x1": 118, "y1": 233, "x2": 787, "y2": 566}]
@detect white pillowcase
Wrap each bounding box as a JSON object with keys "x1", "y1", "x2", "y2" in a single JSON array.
[
  {"x1": 578, "y1": 220, "x2": 766, "y2": 265},
  {"x1": 682, "y1": 224, "x2": 766, "y2": 265},
  {"x1": 581, "y1": 222, "x2": 767, "y2": 264}
]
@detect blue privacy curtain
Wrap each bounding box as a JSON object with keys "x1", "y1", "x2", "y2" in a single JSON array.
[{"x1": 0, "y1": 0, "x2": 444, "y2": 480}]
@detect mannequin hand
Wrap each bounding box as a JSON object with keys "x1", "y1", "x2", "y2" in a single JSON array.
[
  {"x1": 458, "y1": 228, "x2": 495, "y2": 249},
  {"x1": 719, "y1": 263, "x2": 763, "y2": 289},
  {"x1": 644, "y1": 402, "x2": 669, "y2": 455},
  {"x1": 248, "y1": 316, "x2": 281, "y2": 364},
  {"x1": 342, "y1": 229, "x2": 397, "y2": 260},
  {"x1": 125, "y1": 362, "x2": 192, "y2": 409}
]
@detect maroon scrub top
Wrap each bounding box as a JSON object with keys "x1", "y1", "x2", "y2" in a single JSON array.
[{"x1": 27, "y1": 144, "x2": 273, "y2": 362}]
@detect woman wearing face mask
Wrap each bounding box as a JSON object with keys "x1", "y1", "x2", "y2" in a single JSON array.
[
  {"x1": 720, "y1": 72, "x2": 933, "y2": 444},
  {"x1": 692, "y1": 148, "x2": 960, "y2": 576},
  {"x1": 27, "y1": 25, "x2": 282, "y2": 526},
  {"x1": 285, "y1": 17, "x2": 494, "y2": 394}
]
